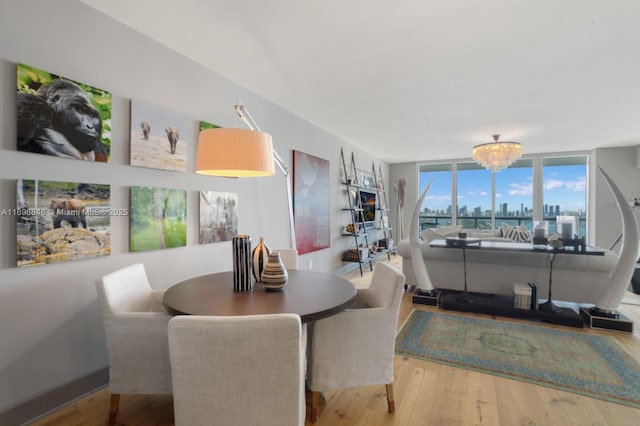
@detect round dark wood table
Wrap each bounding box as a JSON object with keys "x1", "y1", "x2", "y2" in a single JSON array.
[{"x1": 163, "y1": 269, "x2": 357, "y2": 322}]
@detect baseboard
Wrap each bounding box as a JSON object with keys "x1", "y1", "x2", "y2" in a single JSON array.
[{"x1": 0, "y1": 367, "x2": 108, "y2": 426}]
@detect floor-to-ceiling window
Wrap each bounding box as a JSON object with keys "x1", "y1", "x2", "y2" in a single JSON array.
[
  {"x1": 418, "y1": 163, "x2": 452, "y2": 228},
  {"x1": 542, "y1": 156, "x2": 587, "y2": 235},
  {"x1": 418, "y1": 154, "x2": 588, "y2": 238},
  {"x1": 495, "y1": 158, "x2": 534, "y2": 230},
  {"x1": 456, "y1": 162, "x2": 492, "y2": 229}
]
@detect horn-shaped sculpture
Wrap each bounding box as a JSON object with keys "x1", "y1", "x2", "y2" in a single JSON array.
[
  {"x1": 593, "y1": 167, "x2": 639, "y2": 315},
  {"x1": 409, "y1": 180, "x2": 434, "y2": 291}
]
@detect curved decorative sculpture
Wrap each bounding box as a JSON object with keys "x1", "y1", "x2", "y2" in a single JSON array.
[
  {"x1": 409, "y1": 180, "x2": 434, "y2": 291},
  {"x1": 594, "y1": 167, "x2": 639, "y2": 313}
]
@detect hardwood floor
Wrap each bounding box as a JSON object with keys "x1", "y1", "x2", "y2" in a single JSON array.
[{"x1": 32, "y1": 256, "x2": 640, "y2": 426}]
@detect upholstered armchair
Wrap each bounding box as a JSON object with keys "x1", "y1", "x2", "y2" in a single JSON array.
[
  {"x1": 307, "y1": 262, "x2": 406, "y2": 422},
  {"x1": 168, "y1": 314, "x2": 305, "y2": 426},
  {"x1": 95, "y1": 263, "x2": 172, "y2": 425},
  {"x1": 273, "y1": 248, "x2": 299, "y2": 269}
]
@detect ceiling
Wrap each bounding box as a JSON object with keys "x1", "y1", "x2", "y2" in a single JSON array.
[{"x1": 81, "y1": 0, "x2": 640, "y2": 163}]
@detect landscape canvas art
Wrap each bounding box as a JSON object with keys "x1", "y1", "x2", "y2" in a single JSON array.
[
  {"x1": 129, "y1": 186, "x2": 187, "y2": 252},
  {"x1": 130, "y1": 100, "x2": 190, "y2": 172},
  {"x1": 17, "y1": 63, "x2": 112, "y2": 162},
  {"x1": 199, "y1": 190, "x2": 238, "y2": 244},
  {"x1": 16, "y1": 179, "x2": 111, "y2": 267},
  {"x1": 293, "y1": 150, "x2": 330, "y2": 254},
  {"x1": 199, "y1": 120, "x2": 220, "y2": 131}
]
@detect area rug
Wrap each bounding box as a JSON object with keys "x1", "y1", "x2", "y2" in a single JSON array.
[{"x1": 395, "y1": 310, "x2": 640, "y2": 408}]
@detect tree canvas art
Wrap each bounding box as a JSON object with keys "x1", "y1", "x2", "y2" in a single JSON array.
[
  {"x1": 129, "y1": 186, "x2": 187, "y2": 252},
  {"x1": 199, "y1": 190, "x2": 238, "y2": 244}
]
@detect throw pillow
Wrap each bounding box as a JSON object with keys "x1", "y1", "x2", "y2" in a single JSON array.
[{"x1": 500, "y1": 223, "x2": 531, "y2": 242}]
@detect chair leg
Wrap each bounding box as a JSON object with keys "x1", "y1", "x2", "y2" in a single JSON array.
[
  {"x1": 310, "y1": 390, "x2": 320, "y2": 423},
  {"x1": 109, "y1": 393, "x2": 120, "y2": 425},
  {"x1": 386, "y1": 383, "x2": 395, "y2": 413}
]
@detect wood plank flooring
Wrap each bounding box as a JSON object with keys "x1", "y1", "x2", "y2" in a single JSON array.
[{"x1": 32, "y1": 256, "x2": 640, "y2": 426}]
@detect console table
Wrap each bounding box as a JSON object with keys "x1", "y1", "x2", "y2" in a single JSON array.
[{"x1": 430, "y1": 239, "x2": 605, "y2": 328}]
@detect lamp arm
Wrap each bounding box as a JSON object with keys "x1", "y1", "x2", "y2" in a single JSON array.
[
  {"x1": 235, "y1": 102, "x2": 289, "y2": 176},
  {"x1": 234, "y1": 102, "x2": 296, "y2": 249}
]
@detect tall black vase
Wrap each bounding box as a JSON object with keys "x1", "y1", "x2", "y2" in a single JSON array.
[{"x1": 232, "y1": 235, "x2": 252, "y2": 291}]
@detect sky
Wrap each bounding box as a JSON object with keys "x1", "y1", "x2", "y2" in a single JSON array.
[{"x1": 420, "y1": 164, "x2": 587, "y2": 215}]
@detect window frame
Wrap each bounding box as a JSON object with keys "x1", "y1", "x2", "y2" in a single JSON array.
[{"x1": 418, "y1": 152, "x2": 590, "y2": 237}]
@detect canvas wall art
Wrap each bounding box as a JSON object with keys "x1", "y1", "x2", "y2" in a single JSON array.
[
  {"x1": 130, "y1": 100, "x2": 190, "y2": 172},
  {"x1": 293, "y1": 150, "x2": 330, "y2": 254},
  {"x1": 17, "y1": 63, "x2": 112, "y2": 162},
  {"x1": 16, "y1": 179, "x2": 111, "y2": 267},
  {"x1": 129, "y1": 186, "x2": 187, "y2": 252},
  {"x1": 199, "y1": 190, "x2": 238, "y2": 244},
  {"x1": 199, "y1": 120, "x2": 220, "y2": 131}
]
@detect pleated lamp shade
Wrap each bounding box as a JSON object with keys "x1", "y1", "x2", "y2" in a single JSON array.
[{"x1": 195, "y1": 128, "x2": 275, "y2": 177}]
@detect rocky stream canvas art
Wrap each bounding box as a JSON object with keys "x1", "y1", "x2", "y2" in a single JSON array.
[{"x1": 15, "y1": 179, "x2": 111, "y2": 267}]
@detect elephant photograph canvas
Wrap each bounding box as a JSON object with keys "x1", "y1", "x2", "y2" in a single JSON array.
[
  {"x1": 16, "y1": 179, "x2": 111, "y2": 267},
  {"x1": 17, "y1": 63, "x2": 112, "y2": 162},
  {"x1": 129, "y1": 186, "x2": 187, "y2": 252},
  {"x1": 199, "y1": 190, "x2": 238, "y2": 244},
  {"x1": 130, "y1": 100, "x2": 190, "y2": 172}
]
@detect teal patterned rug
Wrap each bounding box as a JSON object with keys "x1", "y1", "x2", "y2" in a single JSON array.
[{"x1": 396, "y1": 310, "x2": 640, "y2": 408}]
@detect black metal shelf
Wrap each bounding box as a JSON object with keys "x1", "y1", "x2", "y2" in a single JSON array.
[{"x1": 340, "y1": 149, "x2": 395, "y2": 276}]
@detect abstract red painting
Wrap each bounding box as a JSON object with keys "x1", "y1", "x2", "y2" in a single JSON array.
[{"x1": 293, "y1": 150, "x2": 330, "y2": 254}]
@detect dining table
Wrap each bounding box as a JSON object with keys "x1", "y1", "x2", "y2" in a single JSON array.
[{"x1": 163, "y1": 269, "x2": 357, "y2": 323}]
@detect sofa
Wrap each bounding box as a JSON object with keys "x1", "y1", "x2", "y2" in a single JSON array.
[{"x1": 396, "y1": 226, "x2": 619, "y2": 306}]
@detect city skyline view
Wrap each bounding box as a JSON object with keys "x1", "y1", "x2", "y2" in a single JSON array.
[{"x1": 419, "y1": 162, "x2": 587, "y2": 219}]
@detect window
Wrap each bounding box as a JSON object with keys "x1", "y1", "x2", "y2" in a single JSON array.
[
  {"x1": 418, "y1": 163, "x2": 452, "y2": 229},
  {"x1": 417, "y1": 154, "x2": 588, "y2": 237},
  {"x1": 542, "y1": 156, "x2": 587, "y2": 236},
  {"x1": 495, "y1": 159, "x2": 533, "y2": 230},
  {"x1": 456, "y1": 162, "x2": 492, "y2": 229}
]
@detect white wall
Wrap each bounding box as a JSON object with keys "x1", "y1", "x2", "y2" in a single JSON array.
[
  {"x1": 592, "y1": 146, "x2": 640, "y2": 250},
  {"x1": 0, "y1": 0, "x2": 387, "y2": 415}
]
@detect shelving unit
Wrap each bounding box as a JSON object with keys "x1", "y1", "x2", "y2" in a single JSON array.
[
  {"x1": 339, "y1": 148, "x2": 394, "y2": 276},
  {"x1": 372, "y1": 162, "x2": 395, "y2": 257}
]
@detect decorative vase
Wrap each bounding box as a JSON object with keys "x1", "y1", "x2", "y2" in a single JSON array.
[
  {"x1": 232, "y1": 235, "x2": 252, "y2": 292},
  {"x1": 251, "y1": 236, "x2": 271, "y2": 282},
  {"x1": 261, "y1": 252, "x2": 288, "y2": 291}
]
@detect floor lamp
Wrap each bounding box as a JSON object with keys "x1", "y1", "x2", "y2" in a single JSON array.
[{"x1": 195, "y1": 103, "x2": 296, "y2": 250}]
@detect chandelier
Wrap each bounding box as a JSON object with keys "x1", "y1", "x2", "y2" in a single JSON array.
[{"x1": 472, "y1": 134, "x2": 522, "y2": 172}]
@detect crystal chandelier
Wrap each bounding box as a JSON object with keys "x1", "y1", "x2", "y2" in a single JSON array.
[{"x1": 472, "y1": 134, "x2": 522, "y2": 173}]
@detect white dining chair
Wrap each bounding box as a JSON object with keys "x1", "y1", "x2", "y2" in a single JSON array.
[
  {"x1": 306, "y1": 262, "x2": 405, "y2": 422},
  {"x1": 272, "y1": 248, "x2": 299, "y2": 269},
  {"x1": 95, "y1": 263, "x2": 172, "y2": 425},
  {"x1": 168, "y1": 313, "x2": 306, "y2": 426}
]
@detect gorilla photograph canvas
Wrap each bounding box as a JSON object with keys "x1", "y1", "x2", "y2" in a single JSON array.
[
  {"x1": 17, "y1": 63, "x2": 112, "y2": 162},
  {"x1": 16, "y1": 179, "x2": 111, "y2": 267},
  {"x1": 129, "y1": 186, "x2": 187, "y2": 252},
  {"x1": 130, "y1": 100, "x2": 190, "y2": 172}
]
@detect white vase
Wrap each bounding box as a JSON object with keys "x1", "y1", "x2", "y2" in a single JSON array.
[
  {"x1": 261, "y1": 252, "x2": 288, "y2": 291},
  {"x1": 251, "y1": 236, "x2": 271, "y2": 282}
]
